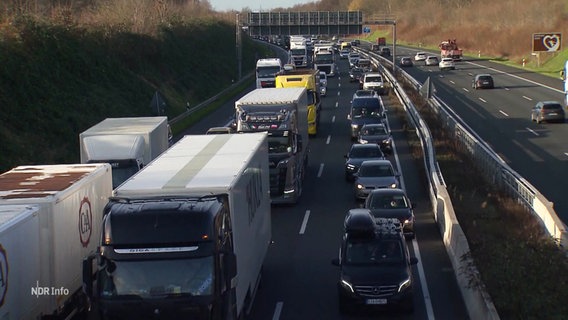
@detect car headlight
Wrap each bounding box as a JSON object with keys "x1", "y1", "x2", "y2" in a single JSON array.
[
  {"x1": 382, "y1": 138, "x2": 391, "y2": 145},
  {"x1": 389, "y1": 183, "x2": 397, "y2": 188},
  {"x1": 351, "y1": 124, "x2": 358, "y2": 129},
  {"x1": 356, "y1": 184, "x2": 364, "y2": 190},
  {"x1": 359, "y1": 139, "x2": 368, "y2": 144},
  {"x1": 346, "y1": 164, "x2": 355, "y2": 170},
  {"x1": 398, "y1": 278, "x2": 411, "y2": 292},
  {"x1": 340, "y1": 279, "x2": 355, "y2": 293}
]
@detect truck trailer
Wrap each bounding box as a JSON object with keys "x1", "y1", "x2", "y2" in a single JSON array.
[
  {"x1": 235, "y1": 87, "x2": 309, "y2": 204},
  {"x1": 79, "y1": 116, "x2": 170, "y2": 188},
  {"x1": 0, "y1": 164, "x2": 113, "y2": 319},
  {"x1": 83, "y1": 133, "x2": 272, "y2": 320}
]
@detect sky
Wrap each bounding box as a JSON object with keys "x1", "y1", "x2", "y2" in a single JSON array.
[{"x1": 208, "y1": 0, "x2": 311, "y2": 12}]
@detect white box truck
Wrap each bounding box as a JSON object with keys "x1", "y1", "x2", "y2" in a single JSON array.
[
  {"x1": 83, "y1": 133, "x2": 272, "y2": 320},
  {"x1": 0, "y1": 164, "x2": 113, "y2": 320},
  {"x1": 79, "y1": 116, "x2": 170, "y2": 188}
]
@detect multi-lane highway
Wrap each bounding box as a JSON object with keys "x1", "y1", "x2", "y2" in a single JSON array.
[
  {"x1": 182, "y1": 54, "x2": 470, "y2": 319},
  {"x1": 389, "y1": 46, "x2": 567, "y2": 225}
]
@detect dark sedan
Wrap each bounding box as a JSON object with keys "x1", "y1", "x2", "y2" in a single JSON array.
[
  {"x1": 349, "y1": 67, "x2": 365, "y2": 83},
  {"x1": 472, "y1": 74, "x2": 494, "y2": 89},
  {"x1": 357, "y1": 123, "x2": 392, "y2": 154},
  {"x1": 344, "y1": 144, "x2": 385, "y2": 181},
  {"x1": 399, "y1": 57, "x2": 413, "y2": 67},
  {"x1": 365, "y1": 188, "x2": 415, "y2": 238}
]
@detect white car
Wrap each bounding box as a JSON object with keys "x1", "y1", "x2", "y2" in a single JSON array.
[
  {"x1": 439, "y1": 57, "x2": 456, "y2": 70},
  {"x1": 414, "y1": 52, "x2": 427, "y2": 61},
  {"x1": 425, "y1": 56, "x2": 439, "y2": 66}
]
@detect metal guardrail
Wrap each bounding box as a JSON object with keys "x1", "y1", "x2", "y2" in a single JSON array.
[{"x1": 168, "y1": 72, "x2": 254, "y2": 126}]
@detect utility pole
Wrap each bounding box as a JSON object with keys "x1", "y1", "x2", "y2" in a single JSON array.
[{"x1": 236, "y1": 13, "x2": 242, "y2": 80}]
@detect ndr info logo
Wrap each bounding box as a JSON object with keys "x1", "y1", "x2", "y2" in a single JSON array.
[{"x1": 31, "y1": 281, "x2": 69, "y2": 298}]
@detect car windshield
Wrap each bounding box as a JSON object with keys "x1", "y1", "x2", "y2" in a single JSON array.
[
  {"x1": 368, "y1": 193, "x2": 409, "y2": 209},
  {"x1": 359, "y1": 164, "x2": 394, "y2": 177},
  {"x1": 99, "y1": 257, "x2": 213, "y2": 298},
  {"x1": 345, "y1": 239, "x2": 403, "y2": 265},
  {"x1": 352, "y1": 107, "x2": 382, "y2": 118},
  {"x1": 349, "y1": 147, "x2": 383, "y2": 158},
  {"x1": 361, "y1": 126, "x2": 387, "y2": 135},
  {"x1": 365, "y1": 76, "x2": 382, "y2": 82}
]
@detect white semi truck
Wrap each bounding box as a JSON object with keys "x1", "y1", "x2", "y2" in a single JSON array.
[
  {"x1": 0, "y1": 164, "x2": 113, "y2": 320},
  {"x1": 235, "y1": 87, "x2": 309, "y2": 204},
  {"x1": 83, "y1": 133, "x2": 272, "y2": 320},
  {"x1": 255, "y1": 58, "x2": 283, "y2": 88},
  {"x1": 79, "y1": 116, "x2": 170, "y2": 188}
]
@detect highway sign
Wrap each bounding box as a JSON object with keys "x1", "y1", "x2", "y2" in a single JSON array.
[{"x1": 533, "y1": 32, "x2": 562, "y2": 52}]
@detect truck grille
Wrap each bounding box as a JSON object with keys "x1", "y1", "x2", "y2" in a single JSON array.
[{"x1": 355, "y1": 284, "x2": 398, "y2": 298}]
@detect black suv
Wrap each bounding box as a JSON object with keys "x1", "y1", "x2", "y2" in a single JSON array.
[{"x1": 332, "y1": 209, "x2": 418, "y2": 314}]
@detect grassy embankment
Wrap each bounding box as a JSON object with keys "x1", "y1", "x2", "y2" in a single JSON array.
[{"x1": 0, "y1": 3, "x2": 272, "y2": 172}]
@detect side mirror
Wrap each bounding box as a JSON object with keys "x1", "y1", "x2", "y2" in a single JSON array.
[{"x1": 409, "y1": 257, "x2": 419, "y2": 265}]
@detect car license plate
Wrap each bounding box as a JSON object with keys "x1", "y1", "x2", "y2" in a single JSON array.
[{"x1": 366, "y1": 298, "x2": 387, "y2": 305}]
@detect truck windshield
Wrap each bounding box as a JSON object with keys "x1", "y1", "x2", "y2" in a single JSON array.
[
  {"x1": 112, "y1": 166, "x2": 139, "y2": 189},
  {"x1": 99, "y1": 257, "x2": 213, "y2": 298},
  {"x1": 290, "y1": 49, "x2": 306, "y2": 55},
  {"x1": 267, "y1": 135, "x2": 292, "y2": 153},
  {"x1": 257, "y1": 66, "x2": 281, "y2": 78},
  {"x1": 315, "y1": 54, "x2": 333, "y2": 63}
]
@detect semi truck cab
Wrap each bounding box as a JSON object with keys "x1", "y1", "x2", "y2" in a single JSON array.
[{"x1": 84, "y1": 196, "x2": 237, "y2": 320}]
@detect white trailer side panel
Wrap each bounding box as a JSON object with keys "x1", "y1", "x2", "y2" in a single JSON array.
[
  {"x1": 0, "y1": 164, "x2": 113, "y2": 314},
  {"x1": 0, "y1": 205, "x2": 44, "y2": 320}
]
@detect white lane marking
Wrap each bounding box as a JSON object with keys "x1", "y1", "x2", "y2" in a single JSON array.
[
  {"x1": 499, "y1": 110, "x2": 509, "y2": 117},
  {"x1": 526, "y1": 127, "x2": 540, "y2": 136},
  {"x1": 317, "y1": 163, "x2": 325, "y2": 177},
  {"x1": 272, "y1": 301, "x2": 283, "y2": 320},
  {"x1": 337, "y1": 91, "x2": 340, "y2": 97},
  {"x1": 449, "y1": 80, "x2": 456, "y2": 85},
  {"x1": 332, "y1": 115, "x2": 336, "y2": 123},
  {"x1": 326, "y1": 135, "x2": 331, "y2": 144},
  {"x1": 478, "y1": 97, "x2": 487, "y2": 103},
  {"x1": 412, "y1": 238, "x2": 436, "y2": 320},
  {"x1": 335, "y1": 101, "x2": 339, "y2": 108},
  {"x1": 462, "y1": 88, "x2": 470, "y2": 92},
  {"x1": 564, "y1": 153, "x2": 568, "y2": 157},
  {"x1": 299, "y1": 210, "x2": 310, "y2": 234},
  {"x1": 523, "y1": 96, "x2": 533, "y2": 101},
  {"x1": 504, "y1": 87, "x2": 510, "y2": 91}
]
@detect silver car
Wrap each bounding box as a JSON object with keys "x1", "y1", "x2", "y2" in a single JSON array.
[{"x1": 353, "y1": 160, "x2": 400, "y2": 200}]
